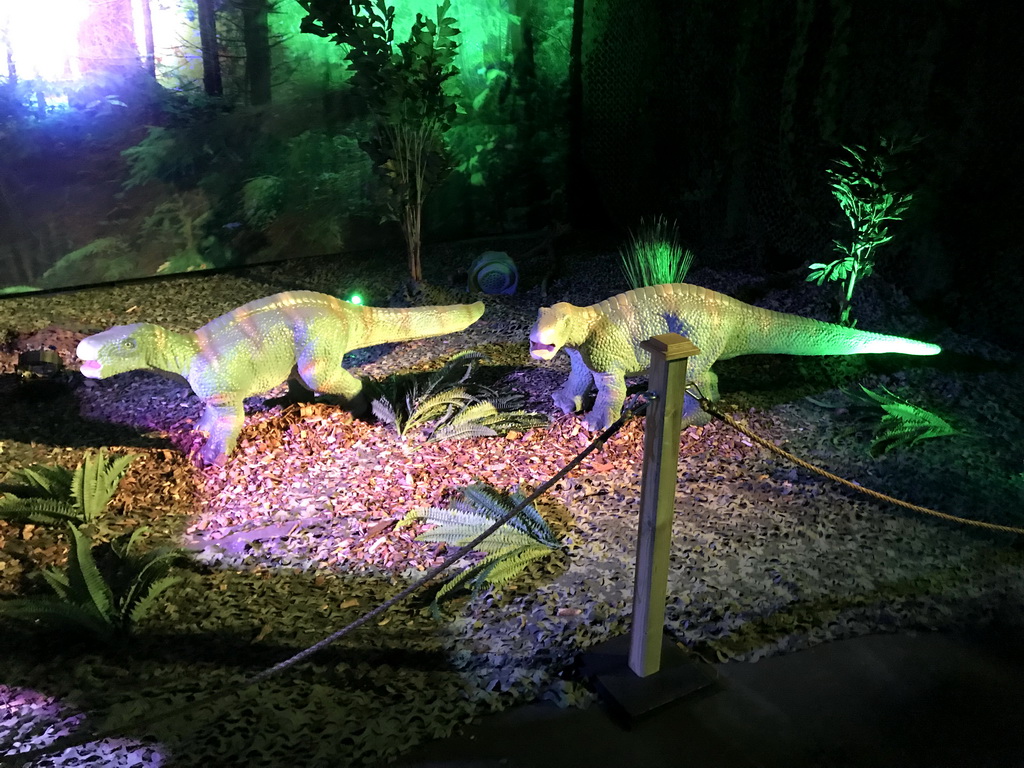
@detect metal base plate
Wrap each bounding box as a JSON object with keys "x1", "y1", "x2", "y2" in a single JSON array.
[{"x1": 581, "y1": 633, "x2": 717, "y2": 723}]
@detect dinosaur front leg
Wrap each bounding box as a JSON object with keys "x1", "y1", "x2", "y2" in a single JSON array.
[
  {"x1": 585, "y1": 370, "x2": 628, "y2": 431},
  {"x1": 196, "y1": 399, "x2": 245, "y2": 466},
  {"x1": 552, "y1": 348, "x2": 595, "y2": 414}
]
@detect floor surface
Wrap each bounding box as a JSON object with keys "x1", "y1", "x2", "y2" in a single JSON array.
[{"x1": 391, "y1": 625, "x2": 1024, "y2": 768}]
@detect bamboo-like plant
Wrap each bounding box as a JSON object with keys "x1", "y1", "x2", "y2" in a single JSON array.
[
  {"x1": 619, "y1": 216, "x2": 694, "y2": 289},
  {"x1": 807, "y1": 138, "x2": 916, "y2": 327},
  {"x1": 298, "y1": 0, "x2": 461, "y2": 283},
  {"x1": 0, "y1": 526, "x2": 187, "y2": 641},
  {"x1": 398, "y1": 482, "x2": 561, "y2": 610},
  {"x1": 0, "y1": 449, "x2": 136, "y2": 528}
]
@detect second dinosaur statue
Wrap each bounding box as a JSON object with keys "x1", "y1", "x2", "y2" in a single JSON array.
[
  {"x1": 77, "y1": 291, "x2": 485, "y2": 465},
  {"x1": 529, "y1": 283, "x2": 940, "y2": 430}
]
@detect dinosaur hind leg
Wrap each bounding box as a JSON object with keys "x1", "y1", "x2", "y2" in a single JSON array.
[
  {"x1": 684, "y1": 369, "x2": 718, "y2": 425},
  {"x1": 298, "y1": 361, "x2": 369, "y2": 417},
  {"x1": 197, "y1": 399, "x2": 245, "y2": 466},
  {"x1": 553, "y1": 348, "x2": 595, "y2": 414}
]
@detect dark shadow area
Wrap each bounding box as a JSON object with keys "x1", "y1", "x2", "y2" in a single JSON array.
[{"x1": 0, "y1": 372, "x2": 172, "y2": 450}]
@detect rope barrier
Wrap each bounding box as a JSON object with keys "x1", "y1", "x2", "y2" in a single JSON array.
[
  {"x1": 1, "y1": 397, "x2": 651, "y2": 765},
  {"x1": 696, "y1": 394, "x2": 1024, "y2": 536}
]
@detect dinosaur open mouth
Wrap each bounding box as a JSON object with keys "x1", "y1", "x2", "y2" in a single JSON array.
[
  {"x1": 79, "y1": 360, "x2": 102, "y2": 377},
  {"x1": 529, "y1": 341, "x2": 556, "y2": 360}
]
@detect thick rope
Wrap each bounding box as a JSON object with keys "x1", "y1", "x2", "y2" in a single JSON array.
[
  {"x1": 697, "y1": 397, "x2": 1024, "y2": 535},
  {"x1": 2, "y1": 399, "x2": 649, "y2": 765}
]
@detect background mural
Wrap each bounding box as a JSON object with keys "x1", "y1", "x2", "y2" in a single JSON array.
[
  {"x1": 1, "y1": 0, "x2": 1022, "y2": 346},
  {"x1": 0, "y1": 0, "x2": 572, "y2": 291}
]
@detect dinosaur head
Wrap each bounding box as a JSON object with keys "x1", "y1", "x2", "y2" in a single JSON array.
[
  {"x1": 77, "y1": 323, "x2": 171, "y2": 378},
  {"x1": 529, "y1": 303, "x2": 575, "y2": 361}
]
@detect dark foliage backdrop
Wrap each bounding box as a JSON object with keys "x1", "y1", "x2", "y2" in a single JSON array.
[{"x1": 577, "y1": 0, "x2": 1024, "y2": 347}]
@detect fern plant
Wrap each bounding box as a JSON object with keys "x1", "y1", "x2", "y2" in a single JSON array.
[
  {"x1": 846, "y1": 385, "x2": 958, "y2": 455},
  {"x1": 0, "y1": 526, "x2": 187, "y2": 642},
  {"x1": 619, "y1": 216, "x2": 694, "y2": 289},
  {"x1": 0, "y1": 449, "x2": 136, "y2": 528},
  {"x1": 429, "y1": 396, "x2": 547, "y2": 442},
  {"x1": 369, "y1": 352, "x2": 546, "y2": 440},
  {"x1": 398, "y1": 482, "x2": 561, "y2": 611}
]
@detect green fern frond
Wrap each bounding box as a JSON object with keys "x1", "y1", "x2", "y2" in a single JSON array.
[
  {"x1": 406, "y1": 482, "x2": 562, "y2": 613},
  {"x1": 415, "y1": 522, "x2": 540, "y2": 551},
  {"x1": 2, "y1": 525, "x2": 187, "y2": 642},
  {"x1": 127, "y1": 574, "x2": 183, "y2": 626},
  {"x1": 0, "y1": 496, "x2": 84, "y2": 526},
  {"x1": 469, "y1": 544, "x2": 553, "y2": 590},
  {"x1": 423, "y1": 351, "x2": 482, "y2": 392},
  {"x1": 370, "y1": 352, "x2": 545, "y2": 442},
  {"x1": 1, "y1": 464, "x2": 74, "y2": 498},
  {"x1": 0, "y1": 598, "x2": 113, "y2": 640},
  {"x1": 65, "y1": 525, "x2": 115, "y2": 621},
  {"x1": 429, "y1": 396, "x2": 547, "y2": 442},
  {"x1": 71, "y1": 449, "x2": 136, "y2": 521},
  {"x1": 403, "y1": 387, "x2": 476, "y2": 435},
  {"x1": 429, "y1": 421, "x2": 499, "y2": 442},
  {"x1": 371, "y1": 397, "x2": 402, "y2": 430},
  {"x1": 458, "y1": 483, "x2": 559, "y2": 546},
  {"x1": 846, "y1": 385, "x2": 957, "y2": 455},
  {"x1": 120, "y1": 549, "x2": 184, "y2": 611},
  {"x1": 441, "y1": 400, "x2": 498, "y2": 425},
  {"x1": 41, "y1": 567, "x2": 72, "y2": 602},
  {"x1": 434, "y1": 561, "x2": 481, "y2": 603}
]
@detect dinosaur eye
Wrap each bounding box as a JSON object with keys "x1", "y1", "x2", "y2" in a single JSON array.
[{"x1": 120, "y1": 339, "x2": 137, "y2": 351}]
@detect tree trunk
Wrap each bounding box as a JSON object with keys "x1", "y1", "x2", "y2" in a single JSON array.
[
  {"x1": 197, "y1": 0, "x2": 223, "y2": 97},
  {"x1": 241, "y1": 0, "x2": 272, "y2": 105},
  {"x1": 141, "y1": 0, "x2": 156, "y2": 79}
]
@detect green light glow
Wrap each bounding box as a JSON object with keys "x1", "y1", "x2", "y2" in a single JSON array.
[{"x1": 348, "y1": 294, "x2": 363, "y2": 305}]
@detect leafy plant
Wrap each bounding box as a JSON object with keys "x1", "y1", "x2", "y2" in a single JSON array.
[
  {"x1": 0, "y1": 525, "x2": 187, "y2": 642},
  {"x1": 369, "y1": 352, "x2": 546, "y2": 440},
  {"x1": 807, "y1": 138, "x2": 917, "y2": 327},
  {"x1": 0, "y1": 449, "x2": 137, "y2": 528},
  {"x1": 142, "y1": 191, "x2": 218, "y2": 274},
  {"x1": 398, "y1": 482, "x2": 561, "y2": 609},
  {"x1": 845, "y1": 384, "x2": 958, "y2": 455},
  {"x1": 39, "y1": 237, "x2": 135, "y2": 288},
  {"x1": 429, "y1": 396, "x2": 546, "y2": 442},
  {"x1": 298, "y1": 0, "x2": 461, "y2": 282},
  {"x1": 241, "y1": 175, "x2": 284, "y2": 229},
  {"x1": 620, "y1": 216, "x2": 694, "y2": 289}
]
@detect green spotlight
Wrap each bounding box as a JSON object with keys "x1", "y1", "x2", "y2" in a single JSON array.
[{"x1": 348, "y1": 293, "x2": 363, "y2": 305}]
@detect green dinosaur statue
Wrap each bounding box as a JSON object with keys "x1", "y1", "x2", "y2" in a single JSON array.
[
  {"x1": 77, "y1": 290, "x2": 485, "y2": 465},
  {"x1": 529, "y1": 283, "x2": 941, "y2": 430}
]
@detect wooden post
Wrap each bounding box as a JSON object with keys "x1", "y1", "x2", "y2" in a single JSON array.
[{"x1": 629, "y1": 333, "x2": 699, "y2": 677}]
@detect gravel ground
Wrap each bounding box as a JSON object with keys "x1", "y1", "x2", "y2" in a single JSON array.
[{"x1": 1, "y1": 239, "x2": 1023, "y2": 766}]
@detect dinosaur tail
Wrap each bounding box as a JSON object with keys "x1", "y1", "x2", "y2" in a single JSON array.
[
  {"x1": 356, "y1": 301, "x2": 486, "y2": 347},
  {"x1": 726, "y1": 303, "x2": 941, "y2": 359}
]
